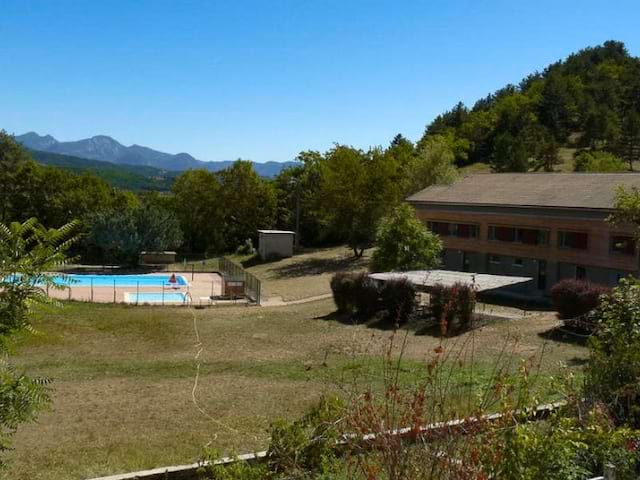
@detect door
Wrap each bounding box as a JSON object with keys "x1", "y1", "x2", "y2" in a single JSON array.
[
  {"x1": 462, "y1": 251, "x2": 470, "y2": 272},
  {"x1": 537, "y1": 260, "x2": 547, "y2": 291}
]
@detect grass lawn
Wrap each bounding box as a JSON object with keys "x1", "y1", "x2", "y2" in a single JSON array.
[
  {"x1": 6, "y1": 299, "x2": 586, "y2": 480},
  {"x1": 236, "y1": 246, "x2": 371, "y2": 302}
]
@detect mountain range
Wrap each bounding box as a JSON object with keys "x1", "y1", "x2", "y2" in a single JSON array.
[{"x1": 16, "y1": 132, "x2": 298, "y2": 177}]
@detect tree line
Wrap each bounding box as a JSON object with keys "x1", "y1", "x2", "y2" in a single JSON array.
[
  {"x1": 0, "y1": 130, "x2": 456, "y2": 262},
  {"x1": 4, "y1": 40, "x2": 640, "y2": 262}
]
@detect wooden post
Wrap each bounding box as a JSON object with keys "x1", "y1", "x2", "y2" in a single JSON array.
[
  {"x1": 136, "y1": 281, "x2": 140, "y2": 306},
  {"x1": 90, "y1": 278, "x2": 94, "y2": 302},
  {"x1": 113, "y1": 279, "x2": 116, "y2": 304}
]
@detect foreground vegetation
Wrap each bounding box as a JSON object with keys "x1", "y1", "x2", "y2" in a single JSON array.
[
  {"x1": 204, "y1": 279, "x2": 640, "y2": 479},
  {"x1": 6, "y1": 299, "x2": 579, "y2": 479}
]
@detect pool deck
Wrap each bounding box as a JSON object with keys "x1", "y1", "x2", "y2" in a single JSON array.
[{"x1": 46, "y1": 272, "x2": 223, "y2": 305}]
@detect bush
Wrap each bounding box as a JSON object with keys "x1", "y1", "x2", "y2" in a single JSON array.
[
  {"x1": 235, "y1": 238, "x2": 256, "y2": 256},
  {"x1": 331, "y1": 273, "x2": 417, "y2": 322},
  {"x1": 551, "y1": 279, "x2": 609, "y2": 323},
  {"x1": 379, "y1": 278, "x2": 417, "y2": 325},
  {"x1": 330, "y1": 272, "x2": 356, "y2": 313},
  {"x1": 429, "y1": 282, "x2": 477, "y2": 334},
  {"x1": 330, "y1": 272, "x2": 379, "y2": 318},
  {"x1": 587, "y1": 278, "x2": 640, "y2": 427},
  {"x1": 574, "y1": 150, "x2": 626, "y2": 172}
]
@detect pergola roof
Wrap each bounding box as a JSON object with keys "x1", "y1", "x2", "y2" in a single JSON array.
[{"x1": 369, "y1": 270, "x2": 532, "y2": 292}]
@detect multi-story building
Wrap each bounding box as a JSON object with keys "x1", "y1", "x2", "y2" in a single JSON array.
[{"x1": 407, "y1": 173, "x2": 640, "y2": 294}]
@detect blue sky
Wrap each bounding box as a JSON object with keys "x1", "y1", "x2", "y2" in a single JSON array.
[{"x1": 1, "y1": 1, "x2": 639, "y2": 163}]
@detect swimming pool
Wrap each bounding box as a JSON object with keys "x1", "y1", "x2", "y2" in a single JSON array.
[
  {"x1": 50, "y1": 274, "x2": 188, "y2": 287},
  {"x1": 125, "y1": 292, "x2": 189, "y2": 304}
]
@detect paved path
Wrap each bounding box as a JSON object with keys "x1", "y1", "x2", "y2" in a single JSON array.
[{"x1": 260, "y1": 293, "x2": 332, "y2": 307}]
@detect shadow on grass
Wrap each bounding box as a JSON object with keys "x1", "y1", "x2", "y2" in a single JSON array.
[
  {"x1": 315, "y1": 309, "x2": 439, "y2": 334},
  {"x1": 271, "y1": 255, "x2": 367, "y2": 279},
  {"x1": 538, "y1": 324, "x2": 591, "y2": 347},
  {"x1": 317, "y1": 308, "x2": 513, "y2": 339}
]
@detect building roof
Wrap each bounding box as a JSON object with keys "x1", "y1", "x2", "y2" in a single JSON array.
[
  {"x1": 407, "y1": 173, "x2": 640, "y2": 210},
  {"x1": 369, "y1": 270, "x2": 532, "y2": 292},
  {"x1": 257, "y1": 230, "x2": 296, "y2": 234}
]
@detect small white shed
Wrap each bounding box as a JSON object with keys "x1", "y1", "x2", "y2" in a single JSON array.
[{"x1": 258, "y1": 230, "x2": 295, "y2": 260}]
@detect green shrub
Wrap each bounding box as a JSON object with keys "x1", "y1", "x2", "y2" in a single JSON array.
[
  {"x1": 574, "y1": 150, "x2": 626, "y2": 172},
  {"x1": 204, "y1": 459, "x2": 268, "y2": 480},
  {"x1": 586, "y1": 278, "x2": 640, "y2": 427},
  {"x1": 267, "y1": 395, "x2": 344, "y2": 476},
  {"x1": 488, "y1": 410, "x2": 640, "y2": 480},
  {"x1": 379, "y1": 278, "x2": 417, "y2": 324},
  {"x1": 235, "y1": 239, "x2": 256, "y2": 256}
]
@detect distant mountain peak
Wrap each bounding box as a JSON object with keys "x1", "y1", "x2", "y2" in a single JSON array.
[
  {"x1": 17, "y1": 131, "x2": 58, "y2": 150},
  {"x1": 15, "y1": 131, "x2": 299, "y2": 177}
]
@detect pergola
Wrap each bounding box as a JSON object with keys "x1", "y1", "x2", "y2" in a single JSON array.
[{"x1": 369, "y1": 270, "x2": 532, "y2": 293}]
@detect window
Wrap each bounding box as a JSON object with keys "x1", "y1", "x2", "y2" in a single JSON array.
[
  {"x1": 489, "y1": 254, "x2": 501, "y2": 264},
  {"x1": 513, "y1": 257, "x2": 524, "y2": 267},
  {"x1": 488, "y1": 225, "x2": 549, "y2": 246},
  {"x1": 488, "y1": 226, "x2": 515, "y2": 242},
  {"x1": 611, "y1": 235, "x2": 636, "y2": 256},
  {"x1": 427, "y1": 221, "x2": 451, "y2": 236},
  {"x1": 576, "y1": 266, "x2": 587, "y2": 280},
  {"x1": 559, "y1": 231, "x2": 588, "y2": 250},
  {"x1": 427, "y1": 221, "x2": 478, "y2": 239}
]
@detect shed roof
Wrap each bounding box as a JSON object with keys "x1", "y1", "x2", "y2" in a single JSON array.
[
  {"x1": 257, "y1": 230, "x2": 296, "y2": 234},
  {"x1": 407, "y1": 173, "x2": 640, "y2": 210},
  {"x1": 369, "y1": 270, "x2": 532, "y2": 292}
]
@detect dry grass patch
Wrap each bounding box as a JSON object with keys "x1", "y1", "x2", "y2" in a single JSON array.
[
  {"x1": 238, "y1": 246, "x2": 370, "y2": 301},
  {"x1": 6, "y1": 300, "x2": 585, "y2": 479}
]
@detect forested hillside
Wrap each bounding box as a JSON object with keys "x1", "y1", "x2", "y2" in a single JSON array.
[
  {"x1": 419, "y1": 40, "x2": 640, "y2": 172},
  {"x1": 29, "y1": 149, "x2": 178, "y2": 191}
]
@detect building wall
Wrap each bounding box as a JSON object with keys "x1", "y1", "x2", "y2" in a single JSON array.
[
  {"x1": 413, "y1": 203, "x2": 638, "y2": 292},
  {"x1": 258, "y1": 233, "x2": 294, "y2": 259}
]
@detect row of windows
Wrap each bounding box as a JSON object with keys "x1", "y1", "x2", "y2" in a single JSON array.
[
  {"x1": 427, "y1": 221, "x2": 478, "y2": 238},
  {"x1": 489, "y1": 254, "x2": 524, "y2": 267},
  {"x1": 488, "y1": 226, "x2": 549, "y2": 246},
  {"x1": 427, "y1": 221, "x2": 637, "y2": 256}
]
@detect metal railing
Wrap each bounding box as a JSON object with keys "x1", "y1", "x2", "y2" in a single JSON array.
[
  {"x1": 162, "y1": 256, "x2": 262, "y2": 305},
  {"x1": 217, "y1": 257, "x2": 262, "y2": 305}
]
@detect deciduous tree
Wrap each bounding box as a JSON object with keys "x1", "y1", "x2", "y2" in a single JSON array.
[
  {"x1": 0, "y1": 218, "x2": 77, "y2": 462},
  {"x1": 371, "y1": 204, "x2": 442, "y2": 272}
]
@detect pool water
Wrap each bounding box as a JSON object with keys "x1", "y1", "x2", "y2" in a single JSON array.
[
  {"x1": 50, "y1": 274, "x2": 188, "y2": 287},
  {"x1": 125, "y1": 292, "x2": 189, "y2": 304}
]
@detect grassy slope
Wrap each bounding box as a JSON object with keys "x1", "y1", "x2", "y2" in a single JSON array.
[
  {"x1": 238, "y1": 246, "x2": 371, "y2": 301},
  {"x1": 6, "y1": 293, "x2": 585, "y2": 479}
]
